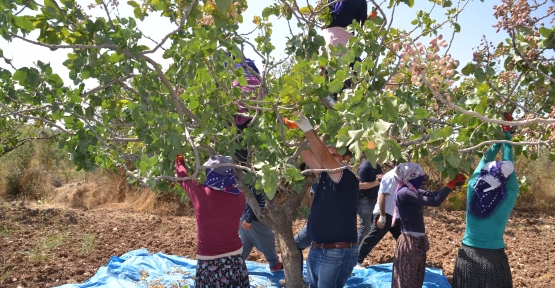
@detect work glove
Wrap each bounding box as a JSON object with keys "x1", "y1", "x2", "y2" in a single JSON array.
[
  {"x1": 283, "y1": 113, "x2": 314, "y2": 133},
  {"x1": 175, "y1": 154, "x2": 185, "y2": 163},
  {"x1": 446, "y1": 173, "x2": 467, "y2": 189},
  {"x1": 502, "y1": 112, "x2": 514, "y2": 133},
  {"x1": 376, "y1": 215, "x2": 386, "y2": 229},
  {"x1": 241, "y1": 220, "x2": 252, "y2": 231}
]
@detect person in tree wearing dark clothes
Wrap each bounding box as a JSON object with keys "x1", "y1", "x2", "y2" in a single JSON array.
[
  {"x1": 355, "y1": 166, "x2": 401, "y2": 269},
  {"x1": 322, "y1": 0, "x2": 368, "y2": 104},
  {"x1": 239, "y1": 186, "x2": 283, "y2": 272},
  {"x1": 175, "y1": 154, "x2": 249, "y2": 287},
  {"x1": 323, "y1": 0, "x2": 368, "y2": 57},
  {"x1": 391, "y1": 163, "x2": 467, "y2": 288},
  {"x1": 452, "y1": 123, "x2": 519, "y2": 288},
  {"x1": 356, "y1": 159, "x2": 383, "y2": 245},
  {"x1": 284, "y1": 113, "x2": 359, "y2": 288}
]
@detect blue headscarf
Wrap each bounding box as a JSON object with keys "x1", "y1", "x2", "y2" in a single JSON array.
[
  {"x1": 469, "y1": 161, "x2": 514, "y2": 218},
  {"x1": 233, "y1": 58, "x2": 260, "y2": 76},
  {"x1": 329, "y1": 0, "x2": 347, "y2": 15},
  {"x1": 203, "y1": 155, "x2": 241, "y2": 195}
]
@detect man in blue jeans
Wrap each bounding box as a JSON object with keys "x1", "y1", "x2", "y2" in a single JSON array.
[
  {"x1": 286, "y1": 113, "x2": 359, "y2": 288},
  {"x1": 356, "y1": 160, "x2": 383, "y2": 244}
]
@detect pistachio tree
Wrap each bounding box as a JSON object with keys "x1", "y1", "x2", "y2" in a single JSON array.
[{"x1": 2, "y1": 0, "x2": 555, "y2": 285}]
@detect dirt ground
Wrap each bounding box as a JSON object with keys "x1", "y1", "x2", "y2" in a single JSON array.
[{"x1": 1, "y1": 200, "x2": 554, "y2": 287}]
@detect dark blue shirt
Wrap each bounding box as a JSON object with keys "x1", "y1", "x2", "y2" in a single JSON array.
[
  {"x1": 307, "y1": 169, "x2": 359, "y2": 243},
  {"x1": 396, "y1": 186, "x2": 452, "y2": 233},
  {"x1": 357, "y1": 160, "x2": 382, "y2": 199},
  {"x1": 242, "y1": 187, "x2": 265, "y2": 223},
  {"x1": 328, "y1": 0, "x2": 368, "y2": 28}
]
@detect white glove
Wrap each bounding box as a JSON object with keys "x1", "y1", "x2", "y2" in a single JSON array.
[
  {"x1": 377, "y1": 215, "x2": 386, "y2": 229},
  {"x1": 294, "y1": 113, "x2": 314, "y2": 133}
]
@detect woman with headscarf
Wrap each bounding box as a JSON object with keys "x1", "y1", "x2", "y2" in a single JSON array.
[
  {"x1": 231, "y1": 57, "x2": 264, "y2": 164},
  {"x1": 452, "y1": 128, "x2": 518, "y2": 288},
  {"x1": 175, "y1": 154, "x2": 249, "y2": 287},
  {"x1": 391, "y1": 163, "x2": 467, "y2": 288}
]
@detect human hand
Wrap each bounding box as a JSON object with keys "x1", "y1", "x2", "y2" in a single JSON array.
[
  {"x1": 502, "y1": 112, "x2": 514, "y2": 132},
  {"x1": 282, "y1": 117, "x2": 299, "y2": 129},
  {"x1": 284, "y1": 112, "x2": 314, "y2": 133},
  {"x1": 376, "y1": 215, "x2": 386, "y2": 229},
  {"x1": 175, "y1": 154, "x2": 185, "y2": 163},
  {"x1": 376, "y1": 174, "x2": 383, "y2": 182},
  {"x1": 241, "y1": 220, "x2": 252, "y2": 231},
  {"x1": 446, "y1": 173, "x2": 467, "y2": 189}
]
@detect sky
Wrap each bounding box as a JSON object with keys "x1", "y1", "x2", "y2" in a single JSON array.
[{"x1": 0, "y1": 0, "x2": 525, "y2": 88}]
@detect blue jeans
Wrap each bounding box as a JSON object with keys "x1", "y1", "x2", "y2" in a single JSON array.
[
  {"x1": 357, "y1": 197, "x2": 377, "y2": 244},
  {"x1": 238, "y1": 218, "x2": 280, "y2": 267},
  {"x1": 306, "y1": 244, "x2": 358, "y2": 288}
]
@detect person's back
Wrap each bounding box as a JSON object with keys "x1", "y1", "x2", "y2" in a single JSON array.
[
  {"x1": 327, "y1": 0, "x2": 367, "y2": 28},
  {"x1": 193, "y1": 185, "x2": 246, "y2": 256},
  {"x1": 462, "y1": 132, "x2": 518, "y2": 249},
  {"x1": 175, "y1": 155, "x2": 249, "y2": 287}
]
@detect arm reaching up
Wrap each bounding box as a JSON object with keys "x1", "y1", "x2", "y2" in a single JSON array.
[{"x1": 293, "y1": 113, "x2": 343, "y2": 182}]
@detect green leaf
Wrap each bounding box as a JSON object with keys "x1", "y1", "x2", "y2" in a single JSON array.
[
  {"x1": 413, "y1": 107, "x2": 429, "y2": 119},
  {"x1": 262, "y1": 7, "x2": 272, "y2": 18},
  {"x1": 445, "y1": 153, "x2": 460, "y2": 168},
  {"x1": 151, "y1": 0, "x2": 166, "y2": 10},
  {"x1": 539, "y1": 27, "x2": 553, "y2": 38},
  {"x1": 329, "y1": 78, "x2": 344, "y2": 93},
  {"x1": 215, "y1": 0, "x2": 232, "y2": 12},
  {"x1": 387, "y1": 140, "x2": 402, "y2": 159},
  {"x1": 474, "y1": 68, "x2": 486, "y2": 82},
  {"x1": 429, "y1": 126, "x2": 453, "y2": 140},
  {"x1": 313, "y1": 75, "x2": 325, "y2": 84},
  {"x1": 461, "y1": 63, "x2": 476, "y2": 76},
  {"x1": 12, "y1": 16, "x2": 35, "y2": 32},
  {"x1": 13, "y1": 68, "x2": 28, "y2": 83},
  {"x1": 486, "y1": 67, "x2": 495, "y2": 77}
]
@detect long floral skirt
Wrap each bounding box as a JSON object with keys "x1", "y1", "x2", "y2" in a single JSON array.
[
  {"x1": 195, "y1": 254, "x2": 250, "y2": 288},
  {"x1": 391, "y1": 233, "x2": 430, "y2": 288}
]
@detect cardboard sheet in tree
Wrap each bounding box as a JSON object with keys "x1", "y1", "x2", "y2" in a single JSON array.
[{"x1": 56, "y1": 248, "x2": 451, "y2": 288}]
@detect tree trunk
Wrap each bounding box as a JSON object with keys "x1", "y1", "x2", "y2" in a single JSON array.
[
  {"x1": 235, "y1": 168, "x2": 315, "y2": 287},
  {"x1": 266, "y1": 178, "x2": 316, "y2": 287}
]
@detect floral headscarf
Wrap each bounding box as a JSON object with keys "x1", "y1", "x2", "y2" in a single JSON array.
[
  {"x1": 469, "y1": 160, "x2": 514, "y2": 218},
  {"x1": 394, "y1": 162, "x2": 426, "y2": 192}
]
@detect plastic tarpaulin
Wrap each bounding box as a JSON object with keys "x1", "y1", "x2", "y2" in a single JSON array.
[{"x1": 56, "y1": 248, "x2": 451, "y2": 288}]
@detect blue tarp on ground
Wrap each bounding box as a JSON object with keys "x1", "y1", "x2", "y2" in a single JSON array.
[{"x1": 56, "y1": 248, "x2": 451, "y2": 288}]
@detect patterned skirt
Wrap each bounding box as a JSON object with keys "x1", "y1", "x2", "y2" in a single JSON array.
[
  {"x1": 391, "y1": 233, "x2": 430, "y2": 288},
  {"x1": 195, "y1": 254, "x2": 250, "y2": 288},
  {"x1": 452, "y1": 244, "x2": 512, "y2": 288}
]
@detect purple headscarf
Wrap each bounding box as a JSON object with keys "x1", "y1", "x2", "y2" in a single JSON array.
[
  {"x1": 329, "y1": 0, "x2": 347, "y2": 15},
  {"x1": 469, "y1": 160, "x2": 514, "y2": 218}
]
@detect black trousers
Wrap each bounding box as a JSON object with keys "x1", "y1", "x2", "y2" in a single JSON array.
[{"x1": 357, "y1": 213, "x2": 401, "y2": 263}]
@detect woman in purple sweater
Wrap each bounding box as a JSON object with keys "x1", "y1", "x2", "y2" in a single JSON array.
[{"x1": 391, "y1": 163, "x2": 466, "y2": 288}]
